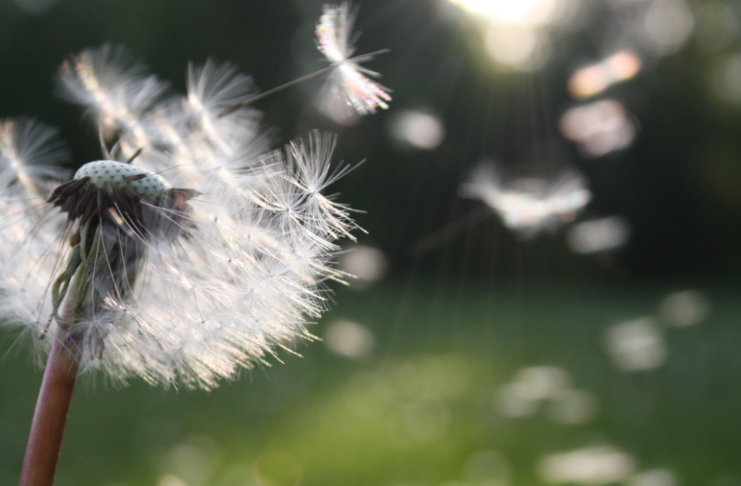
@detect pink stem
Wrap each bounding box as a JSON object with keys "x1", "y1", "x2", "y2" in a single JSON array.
[{"x1": 19, "y1": 328, "x2": 82, "y2": 486}]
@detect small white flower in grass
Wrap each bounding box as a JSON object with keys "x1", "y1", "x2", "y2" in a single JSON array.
[{"x1": 316, "y1": 2, "x2": 392, "y2": 115}]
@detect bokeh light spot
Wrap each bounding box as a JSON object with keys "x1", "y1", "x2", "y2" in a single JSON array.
[
  {"x1": 568, "y1": 51, "x2": 641, "y2": 99},
  {"x1": 643, "y1": 0, "x2": 694, "y2": 54},
  {"x1": 161, "y1": 436, "x2": 222, "y2": 485},
  {"x1": 11, "y1": 0, "x2": 57, "y2": 14},
  {"x1": 388, "y1": 110, "x2": 446, "y2": 150},
  {"x1": 568, "y1": 216, "x2": 632, "y2": 254},
  {"x1": 695, "y1": 2, "x2": 740, "y2": 52},
  {"x1": 157, "y1": 475, "x2": 188, "y2": 486},
  {"x1": 324, "y1": 319, "x2": 375, "y2": 360},
  {"x1": 338, "y1": 245, "x2": 389, "y2": 289},
  {"x1": 449, "y1": 0, "x2": 560, "y2": 26},
  {"x1": 604, "y1": 318, "x2": 668, "y2": 372},
  {"x1": 560, "y1": 100, "x2": 636, "y2": 157},
  {"x1": 710, "y1": 54, "x2": 741, "y2": 103},
  {"x1": 539, "y1": 446, "x2": 636, "y2": 485},
  {"x1": 658, "y1": 290, "x2": 711, "y2": 327},
  {"x1": 464, "y1": 450, "x2": 511, "y2": 484},
  {"x1": 548, "y1": 389, "x2": 598, "y2": 425},
  {"x1": 630, "y1": 469, "x2": 679, "y2": 486}
]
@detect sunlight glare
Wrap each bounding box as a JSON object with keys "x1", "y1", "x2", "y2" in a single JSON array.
[
  {"x1": 450, "y1": 0, "x2": 559, "y2": 26},
  {"x1": 486, "y1": 25, "x2": 548, "y2": 70}
]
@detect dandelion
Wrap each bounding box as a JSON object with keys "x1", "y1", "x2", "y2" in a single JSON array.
[
  {"x1": 460, "y1": 161, "x2": 591, "y2": 238},
  {"x1": 5, "y1": 44, "x2": 366, "y2": 485}
]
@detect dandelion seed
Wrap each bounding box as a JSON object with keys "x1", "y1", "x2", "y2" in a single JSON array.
[
  {"x1": 460, "y1": 161, "x2": 591, "y2": 238},
  {"x1": 56, "y1": 44, "x2": 168, "y2": 147},
  {"x1": 215, "y1": 3, "x2": 391, "y2": 119},
  {"x1": 316, "y1": 2, "x2": 392, "y2": 115},
  {"x1": 0, "y1": 118, "x2": 69, "y2": 197}
]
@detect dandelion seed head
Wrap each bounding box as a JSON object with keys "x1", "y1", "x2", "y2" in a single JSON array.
[{"x1": 2, "y1": 45, "x2": 364, "y2": 390}]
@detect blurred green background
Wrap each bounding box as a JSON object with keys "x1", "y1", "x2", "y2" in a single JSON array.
[{"x1": 1, "y1": 0, "x2": 741, "y2": 485}]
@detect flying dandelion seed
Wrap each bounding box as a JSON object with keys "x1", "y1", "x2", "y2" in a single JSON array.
[
  {"x1": 460, "y1": 161, "x2": 591, "y2": 238},
  {"x1": 213, "y1": 2, "x2": 392, "y2": 120},
  {"x1": 316, "y1": 2, "x2": 392, "y2": 115}
]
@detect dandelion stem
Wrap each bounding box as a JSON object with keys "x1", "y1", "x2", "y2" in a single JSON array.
[
  {"x1": 19, "y1": 326, "x2": 82, "y2": 486},
  {"x1": 19, "y1": 247, "x2": 89, "y2": 486}
]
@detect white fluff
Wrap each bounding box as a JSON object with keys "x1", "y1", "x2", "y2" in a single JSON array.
[
  {"x1": 462, "y1": 162, "x2": 591, "y2": 238},
  {"x1": 316, "y1": 2, "x2": 391, "y2": 115},
  {"x1": 1, "y1": 46, "x2": 363, "y2": 390}
]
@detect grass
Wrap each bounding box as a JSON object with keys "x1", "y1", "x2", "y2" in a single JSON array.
[{"x1": 1, "y1": 279, "x2": 739, "y2": 485}]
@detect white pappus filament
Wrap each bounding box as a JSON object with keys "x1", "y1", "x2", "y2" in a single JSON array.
[
  {"x1": 316, "y1": 2, "x2": 392, "y2": 115},
  {"x1": 0, "y1": 45, "x2": 364, "y2": 390}
]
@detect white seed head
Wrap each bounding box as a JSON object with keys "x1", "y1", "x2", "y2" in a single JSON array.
[
  {"x1": 0, "y1": 45, "x2": 365, "y2": 390},
  {"x1": 74, "y1": 160, "x2": 170, "y2": 198}
]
